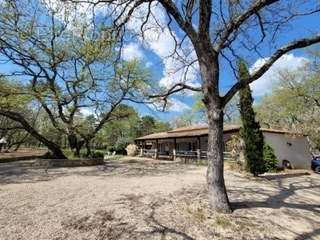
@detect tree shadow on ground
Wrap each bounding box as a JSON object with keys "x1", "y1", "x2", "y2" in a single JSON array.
[
  {"x1": 295, "y1": 228, "x2": 320, "y2": 240},
  {"x1": 0, "y1": 160, "x2": 199, "y2": 185},
  {"x1": 142, "y1": 201, "x2": 195, "y2": 240},
  {"x1": 231, "y1": 176, "x2": 320, "y2": 212},
  {"x1": 230, "y1": 173, "x2": 320, "y2": 239},
  {"x1": 261, "y1": 172, "x2": 311, "y2": 180},
  {"x1": 60, "y1": 194, "x2": 196, "y2": 240}
]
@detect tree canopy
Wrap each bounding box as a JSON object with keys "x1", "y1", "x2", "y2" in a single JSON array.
[
  {"x1": 256, "y1": 56, "x2": 320, "y2": 150},
  {"x1": 0, "y1": 0, "x2": 155, "y2": 157}
]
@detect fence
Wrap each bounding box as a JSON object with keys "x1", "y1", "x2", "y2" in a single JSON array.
[{"x1": 139, "y1": 148, "x2": 235, "y2": 162}]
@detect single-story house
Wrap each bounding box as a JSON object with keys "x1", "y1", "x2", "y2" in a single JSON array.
[{"x1": 135, "y1": 125, "x2": 312, "y2": 169}]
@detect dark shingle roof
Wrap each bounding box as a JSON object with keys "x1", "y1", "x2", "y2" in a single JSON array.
[{"x1": 135, "y1": 125, "x2": 305, "y2": 141}]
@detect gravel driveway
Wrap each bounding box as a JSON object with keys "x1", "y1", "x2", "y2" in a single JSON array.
[{"x1": 0, "y1": 158, "x2": 319, "y2": 240}]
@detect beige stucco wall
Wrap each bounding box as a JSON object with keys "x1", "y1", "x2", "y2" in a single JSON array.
[{"x1": 263, "y1": 132, "x2": 312, "y2": 169}]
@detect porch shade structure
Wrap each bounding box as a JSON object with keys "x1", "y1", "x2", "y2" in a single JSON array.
[
  {"x1": 134, "y1": 124, "x2": 306, "y2": 161},
  {"x1": 134, "y1": 125, "x2": 240, "y2": 160}
]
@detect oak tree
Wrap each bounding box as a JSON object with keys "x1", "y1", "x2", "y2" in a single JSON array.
[{"x1": 66, "y1": 0, "x2": 320, "y2": 212}]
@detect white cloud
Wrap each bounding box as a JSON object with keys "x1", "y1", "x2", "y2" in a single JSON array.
[
  {"x1": 146, "y1": 61, "x2": 153, "y2": 68},
  {"x1": 159, "y1": 57, "x2": 200, "y2": 91},
  {"x1": 249, "y1": 54, "x2": 309, "y2": 97},
  {"x1": 80, "y1": 108, "x2": 94, "y2": 116},
  {"x1": 168, "y1": 98, "x2": 191, "y2": 112},
  {"x1": 122, "y1": 43, "x2": 144, "y2": 61},
  {"x1": 124, "y1": 3, "x2": 200, "y2": 92}
]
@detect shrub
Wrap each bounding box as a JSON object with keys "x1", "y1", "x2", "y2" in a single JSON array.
[
  {"x1": 90, "y1": 151, "x2": 105, "y2": 159},
  {"x1": 225, "y1": 135, "x2": 245, "y2": 163},
  {"x1": 263, "y1": 143, "x2": 278, "y2": 172},
  {"x1": 126, "y1": 144, "x2": 138, "y2": 156}
]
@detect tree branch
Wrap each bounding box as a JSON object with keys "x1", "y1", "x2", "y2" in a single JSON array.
[
  {"x1": 199, "y1": 0, "x2": 212, "y2": 37},
  {"x1": 222, "y1": 34, "x2": 320, "y2": 107},
  {"x1": 149, "y1": 83, "x2": 201, "y2": 99},
  {"x1": 215, "y1": 0, "x2": 279, "y2": 51},
  {"x1": 159, "y1": 0, "x2": 198, "y2": 42},
  {"x1": 0, "y1": 109, "x2": 62, "y2": 152}
]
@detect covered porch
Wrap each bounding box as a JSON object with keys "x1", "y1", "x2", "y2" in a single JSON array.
[
  {"x1": 135, "y1": 136, "x2": 208, "y2": 161},
  {"x1": 134, "y1": 125, "x2": 239, "y2": 162}
]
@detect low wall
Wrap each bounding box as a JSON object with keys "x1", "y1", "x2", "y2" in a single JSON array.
[{"x1": 33, "y1": 158, "x2": 104, "y2": 168}]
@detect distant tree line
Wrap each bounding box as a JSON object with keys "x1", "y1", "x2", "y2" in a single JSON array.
[
  {"x1": 0, "y1": 80, "x2": 170, "y2": 156},
  {"x1": 255, "y1": 52, "x2": 320, "y2": 151}
]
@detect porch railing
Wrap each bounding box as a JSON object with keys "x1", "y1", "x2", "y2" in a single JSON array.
[
  {"x1": 138, "y1": 148, "x2": 235, "y2": 162},
  {"x1": 176, "y1": 150, "x2": 197, "y2": 157},
  {"x1": 142, "y1": 149, "x2": 156, "y2": 157}
]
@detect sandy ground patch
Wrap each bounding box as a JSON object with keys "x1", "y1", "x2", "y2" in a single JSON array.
[
  {"x1": 0, "y1": 158, "x2": 319, "y2": 240},
  {"x1": 0, "y1": 148, "x2": 47, "y2": 160}
]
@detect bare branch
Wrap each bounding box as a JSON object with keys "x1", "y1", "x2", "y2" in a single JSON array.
[
  {"x1": 199, "y1": 0, "x2": 212, "y2": 37},
  {"x1": 159, "y1": 0, "x2": 198, "y2": 42},
  {"x1": 222, "y1": 34, "x2": 320, "y2": 106},
  {"x1": 148, "y1": 83, "x2": 201, "y2": 111},
  {"x1": 215, "y1": 0, "x2": 279, "y2": 51}
]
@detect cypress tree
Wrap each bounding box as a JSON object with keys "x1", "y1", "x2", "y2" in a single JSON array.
[{"x1": 238, "y1": 60, "x2": 265, "y2": 176}]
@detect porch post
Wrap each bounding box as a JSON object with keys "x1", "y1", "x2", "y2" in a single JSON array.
[
  {"x1": 197, "y1": 137, "x2": 201, "y2": 161},
  {"x1": 197, "y1": 148, "x2": 201, "y2": 161},
  {"x1": 141, "y1": 141, "x2": 145, "y2": 157},
  {"x1": 173, "y1": 138, "x2": 177, "y2": 161},
  {"x1": 155, "y1": 139, "x2": 159, "y2": 159},
  {"x1": 140, "y1": 143, "x2": 143, "y2": 157}
]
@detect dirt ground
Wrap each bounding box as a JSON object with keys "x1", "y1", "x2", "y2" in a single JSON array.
[
  {"x1": 0, "y1": 157, "x2": 319, "y2": 240},
  {"x1": 0, "y1": 148, "x2": 47, "y2": 160}
]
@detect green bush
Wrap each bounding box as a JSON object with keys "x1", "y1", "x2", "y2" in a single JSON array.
[
  {"x1": 90, "y1": 151, "x2": 105, "y2": 159},
  {"x1": 263, "y1": 144, "x2": 278, "y2": 172}
]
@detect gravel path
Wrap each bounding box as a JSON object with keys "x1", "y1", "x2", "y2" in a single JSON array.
[{"x1": 0, "y1": 158, "x2": 319, "y2": 240}]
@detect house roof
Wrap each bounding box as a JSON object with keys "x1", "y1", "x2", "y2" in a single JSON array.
[{"x1": 135, "y1": 124, "x2": 305, "y2": 141}]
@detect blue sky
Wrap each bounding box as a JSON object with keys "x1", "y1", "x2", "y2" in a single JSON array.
[{"x1": 1, "y1": 0, "x2": 320, "y2": 122}]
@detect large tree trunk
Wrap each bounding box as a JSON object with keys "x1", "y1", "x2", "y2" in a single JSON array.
[
  {"x1": 206, "y1": 101, "x2": 231, "y2": 213},
  {"x1": 67, "y1": 134, "x2": 84, "y2": 157},
  {"x1": 199, "y1": 52, "x2": 232, "y2": 213},
  {"x1": 85, "y1": 140, "x2": 92, "y2": 157},
  {"x1": 45, "y1": 141, "x2": 67, "y2": 159},
  {"x1": 0, "y1": 110, "x2": 67, "y2": 159}
]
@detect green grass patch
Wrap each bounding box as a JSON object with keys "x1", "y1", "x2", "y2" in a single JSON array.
[
  {"x1": 186, "y1": 206, "x2": 206, "y2": 223},
  {"x1": 215, "y1": 215, "x2": 231, "y2": 228}
]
